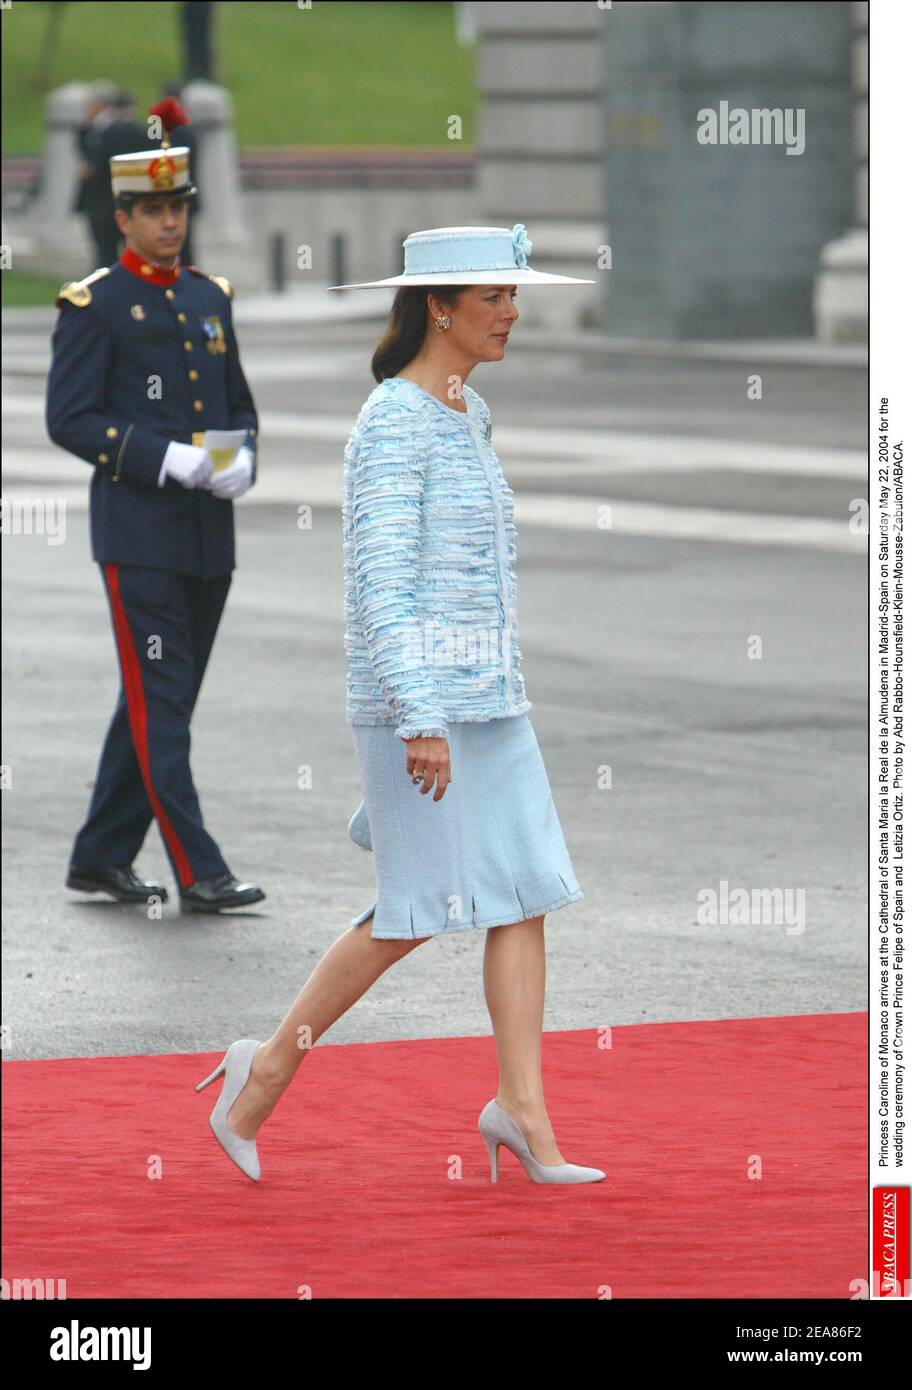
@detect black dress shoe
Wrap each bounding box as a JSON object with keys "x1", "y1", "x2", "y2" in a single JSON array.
[
  {"x1": 179, "y1": 872, "x2": 266, "y2": 913},
  {"x1": 66, "y1": 864, "x2": 169, "y2": 903}
]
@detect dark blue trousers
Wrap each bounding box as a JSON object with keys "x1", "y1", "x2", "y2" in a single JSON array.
[{"x1": 70, "y1": 563, "x2": 233, "y2": 888}]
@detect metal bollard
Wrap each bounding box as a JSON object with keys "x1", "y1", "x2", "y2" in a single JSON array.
[
  {"x1": 330, "y1": 233, "x2": 345, "y2": 292},
  {"x1": 270, "y1": 231, "x2": 285, "y2": 293}
]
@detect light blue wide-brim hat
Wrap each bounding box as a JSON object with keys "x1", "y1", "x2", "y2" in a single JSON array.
[{"x1": 327, "y1": 223, "x2": 594, "y2": 290}]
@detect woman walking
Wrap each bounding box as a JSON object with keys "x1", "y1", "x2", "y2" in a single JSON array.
[{"x1": 195, "y1": 224, "x2": 604, "y2": 1185}]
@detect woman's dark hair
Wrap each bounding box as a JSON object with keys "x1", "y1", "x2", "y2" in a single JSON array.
[{"x1": 371, "y1": 285, "x2": 469, "y2": 382}]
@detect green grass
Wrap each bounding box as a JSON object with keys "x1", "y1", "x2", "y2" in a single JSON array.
[
  {"x1": 2, "y1": 1, "x2": 477, "y2": 154},
  {"x1": 2, "y1": 268, "x2": 65, "y2": 305}
]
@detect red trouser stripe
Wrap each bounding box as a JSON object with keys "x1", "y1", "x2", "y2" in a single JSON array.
[{"x1": 103, "y1": 564, "x2": 195, "y2": 888}]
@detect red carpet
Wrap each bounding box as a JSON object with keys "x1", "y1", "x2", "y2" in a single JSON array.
[{"x1": 2, "y1": 1013, "x2": 865, "y2": 1298}]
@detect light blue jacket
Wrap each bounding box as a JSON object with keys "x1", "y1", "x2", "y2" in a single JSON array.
[{"x1": 343, "y1": 374, "x2": 531, "y2": 740}]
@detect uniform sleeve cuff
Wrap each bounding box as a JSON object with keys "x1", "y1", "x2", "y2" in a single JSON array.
[{"x1": 116, "y1": 426, "x2": 173, "y2": 488}]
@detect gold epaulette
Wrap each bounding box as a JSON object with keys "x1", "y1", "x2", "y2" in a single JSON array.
[
  {"x1": 54, "y1": 266, "x2": 111, "y2": 308},
  {"x1": 185, "y1": 265, "x2": 234, "y2": 300}
]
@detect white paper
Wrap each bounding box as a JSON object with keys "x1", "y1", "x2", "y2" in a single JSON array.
[{"x1": 203, "y1": 429, "x2": 247, "y2": 474}]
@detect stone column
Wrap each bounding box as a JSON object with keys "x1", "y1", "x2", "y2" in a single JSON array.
[
  {"x1": 19, "y1": 81, "x2": 97, "y2": 277},
  {"x1": 600, "y1": 1, "x2": 856, "y2": 339},
  {"x1": 474, "y1": 2, "x2": 604, "y2": 330},
  {"x1": 812, "y1": 2, "x2": 867, "y2": 342},
  {"x1": 180, "y1": 80, "x2": 258, "y2": 290}
]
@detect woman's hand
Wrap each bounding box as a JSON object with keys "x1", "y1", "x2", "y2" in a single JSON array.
[{"x1": 404, "y1": 736, "x2": 451, "y2": 800}]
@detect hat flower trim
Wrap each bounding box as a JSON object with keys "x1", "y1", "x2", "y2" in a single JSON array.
[{"x1": 511, "y1": 223, "x2": 533, "y2": 268}]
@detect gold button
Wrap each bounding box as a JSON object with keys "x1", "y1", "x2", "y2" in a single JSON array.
[
  {"x1": 193, "y1": 400, "x2": 204, "y2": 412},
  {"x1": 106, "y1": 426, "x2": 118, "y2": 438},
  {"x1": 184, "y1": 340, "x2": 193, "y2": 351},
  {"x1": 98, "y1": 453, "x2": 109, "y2": 463},
  {"x1": 188, "y1": 369, "x2": 199, "y2": 381},
  {"x1": 165, "y1": 289, "x2": 175, "y2": 299},
  {"x1": 177, "y1": 312, "x2": 187, "y2": 322}
]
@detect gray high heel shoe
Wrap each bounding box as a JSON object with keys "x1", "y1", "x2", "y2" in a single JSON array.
[
  {"x1": 478, "y1": 1098, "x2": 605, "y2": 1184},
  {"x1": 195, "y1": 1038, "x2": 263, "y2": 1182}
]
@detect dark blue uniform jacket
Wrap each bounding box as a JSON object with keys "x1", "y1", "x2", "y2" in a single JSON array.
[{"x1": 45, "y1": 258, "x2": 258, "y2": 577}]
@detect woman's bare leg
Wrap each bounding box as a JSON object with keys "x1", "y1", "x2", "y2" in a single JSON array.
[
  {"x1": 482, "y1": 914, "x2": 565, "y2": 1165},
  {"x1": 224, "y1": 915, "x2": 428, "y2": 1138}
]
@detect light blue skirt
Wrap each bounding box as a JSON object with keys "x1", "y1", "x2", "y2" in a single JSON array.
[{"x1": 346, "y1": 713, "x2": 583, "y2": 940}]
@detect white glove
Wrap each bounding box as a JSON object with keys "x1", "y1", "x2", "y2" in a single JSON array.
[
  {"x1": 206, "y1": 445, "x2": 254, "y2": 499},
  {"x1": 159, "y1": 442, "x2": 213, "y2": 489}
]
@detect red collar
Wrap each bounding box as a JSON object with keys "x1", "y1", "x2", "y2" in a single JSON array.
[{"x1": 119, "y1": 245, "x2": 182, "y2": 287}]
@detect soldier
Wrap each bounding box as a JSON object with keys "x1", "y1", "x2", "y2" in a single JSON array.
[{"x1": 46, "y1": 104, "x2": 266, "y2": 914}]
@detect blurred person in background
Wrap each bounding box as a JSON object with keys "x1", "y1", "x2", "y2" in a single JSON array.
[{"x1": 74, "y1": 87, "x2": 150, "y2": 269}]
